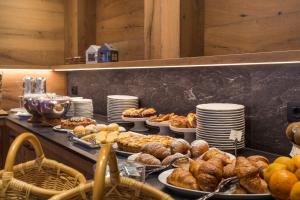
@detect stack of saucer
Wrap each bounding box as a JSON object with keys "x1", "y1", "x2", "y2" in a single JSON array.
[
  {"x1": 66, "y1": 97, "x2": 83, "y2": 118},
  {"x1": 71, "y1": 98, "x2": 93, "y2": 118},
  {"x1": 107, "y1": 95, "x2": 139, "y2": 123},
  {"x1": 196, "y1": 103, "x2": 245, "y2": 150}
]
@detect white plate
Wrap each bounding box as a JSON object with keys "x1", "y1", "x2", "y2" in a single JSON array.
[
  {"x1": 122, "y1": 116, "x2": 150, "y2": 122},
  {"x1": 107, "y1": 95, "x2": 138, "y2": 100},
  {"x1": 15, "y1": 111, "x2": 32, "y2": 117},
  {"x1": 197, "y1": 122, "x2": 245, "y2": 127},
  {"x1": 196, "y1": 103, "x2": 245, "y2": 111},
  {"x1": 197, "y1": 114, "x2": 245, "y2": 118},
  {"x1": 197, "y1": 127, "x2": 245, "y2": 132},
  {"x1": 197, "y1": 118, "x2": 245, "y2": 122},
  {"x1": 159, "y1": 169, "x2": 270, "y2": 198},
  {"x1": 169, "y1": 125, "x2": 196, "y2": 133},
  {"x1": 146, "y1": 120, "x2": 170, "y2": 127},
  {"x1": 53, "y1": 125, "x2": 72, "y2": 133}
]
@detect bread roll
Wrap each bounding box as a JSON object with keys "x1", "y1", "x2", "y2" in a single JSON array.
[
  {"x1": 190, "y1": 140, "x2": 209, "y2": 158},
  {"x1": 142, "y1": 142, "x2": 171, "y2": 160},
  {"x1": 135, "y1": 153, "x2": 161, "y2": 165},
  {"x1": 171, "y1": 139, "x2": 191, "y2": 154},
  {"x1": 161, "y1": 153, "x2": 185, "y2": 166}
]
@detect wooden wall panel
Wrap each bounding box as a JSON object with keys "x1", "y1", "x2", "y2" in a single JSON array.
[
  {"x1": 0, "y1": 0, "x2": 65, "y2": 65},
  {"x1": 204, "y1": 0, "x2": 300, "y2": 55},
  {"x1": 96, "y1": 0, "x2": 144, "y2": 61},
  {"x1": 1, "y1": 70, "x2": 67, "y2": 110}
]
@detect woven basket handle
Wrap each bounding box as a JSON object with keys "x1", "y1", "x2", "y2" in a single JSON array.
[
  {"x1": 93, "y1": 144, "x2": 120, "y2": 200},
  {"x1": 4, "y1": 132, "x2": 45, "y2": 172}
]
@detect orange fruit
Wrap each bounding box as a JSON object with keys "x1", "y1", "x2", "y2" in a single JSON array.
[
  {"x1": 293, "y1": 155, "x2": 300, "y2": 169},
  {"x1": 269, "y1": 170, "x2": 298, "y2": 200},
  {"x1": 295, "y1": 168, "x2": 300, "y2": 180},
  {"x1": 264, "y1": 163, "x2": 287, "y2": 183},
  {"x1": 290, "y1": 182, "x2": 300, "y2": 200},
  {"x1": 274, "y1": 156, "x2": 296, "y2": 172}
]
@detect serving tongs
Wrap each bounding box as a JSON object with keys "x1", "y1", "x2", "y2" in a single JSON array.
[
  {"x1": 197, "y1": 176, "x2": 239, "y2": 200},
  {"x1": 145, "y1": 156, "x2": 190, "y2": 178}
]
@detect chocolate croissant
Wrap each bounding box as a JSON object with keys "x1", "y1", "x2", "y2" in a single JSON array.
[
  {"x1": 142, "y1": 142, "x2": 171, "y2": 160},
  {"x1": 235, "y1": 157, "x2": 269, "y2": 194},
  {"x1": 167, "y1": 168, "x2": 199, "y2": 190},
  {"x1": 135, "y1": 153, "x2": 161, "y2": 165}
]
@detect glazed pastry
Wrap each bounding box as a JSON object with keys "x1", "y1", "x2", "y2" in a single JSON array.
[
  {"x1": 223, "y1": 159, "x2": 236, "y2": 178},
  {"x1": 135, "y1": 153, "x2": 161, "y2": 166},
  {"x1": 167, "y1": 168, "x2": 199, "y2": 190},
  {"x1": 235, "y1": 157, "x2": 269, "y2": 194},
  {"x1": 171, "y1": 139, "x2": 191, "y2": 154},
  {"x1": 73, "y1": 125, "x2": 85, "y2": 135},
  {"x1": 161, "y1": 153, "x2": 185, "y2": 166},
  {"x1": 61, "y1": 117, "x2": 96, "y2": 129},
  {"x1": 117, "y1": 132, "x2": 132, "y2": 140},
  {"x1": 170, "y1": 116, "x2": 188, "y2": 128},
  {"x1": 141, "y1": 108, "x2": 157, "y2": 117},
  {"x1": 234, "y1": 184, "x2": 248, "y2": 194},
  {"x1": 247, "y1": 155, "x2": 269, "y2": 164},
  {"x1": 142, "y1": 142, "x2": 171, "y2": 160},
  {"x1": 149, "y1": 113, "x2": 176, "y2": 123},
  {"x1": 186, "y1": 113, "x2": 197, "y2": 128},
  {"x1": 202, "y1": 149, "x2": 232, "y2": 165},
  {"x1": 189, "y1": 158, "x2": 224, "y2": 192},
  {"x1": 190, "y1": 140, "x2": 209, "y2": 158},
  {"x1": 106, "y1": 131, "x2": 119, "y2": 143}
]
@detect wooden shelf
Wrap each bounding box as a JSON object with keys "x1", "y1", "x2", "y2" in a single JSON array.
[
  {"x1": 52, "y1": 50, "x2": 300, "y2": 71},
  {"x1": 1, "y1": 50, "x2": 300, "y2": 71}
]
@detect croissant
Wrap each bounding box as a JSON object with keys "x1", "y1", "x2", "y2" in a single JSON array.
[
  {"x1": 223, "y1": 159, "x2": 236, "y2": 178},
  {"x1": 186, "y1": 113, "x2": 197, "y2": 128},
  {"x1": 235, "y1": 157, "x2": 269, "y2": 194},
  {"x1": 142, "y1": 142, "x2": 171, "y2": 160},
  {"x1": 167, "y1": 168, "x2": 199, "y2": 190},
  {"x1": 202, "y1": 149, "x2": 232, "y2": 165},
  {"x1": 135, "y1": 153, "x2": 161, "y2": 165},
  {"x1": 189, "y1": 158, "x2": 224, "y2": 192},
  {"x1": 247, "y1": 155, "x2": 269, "y2": 178}
]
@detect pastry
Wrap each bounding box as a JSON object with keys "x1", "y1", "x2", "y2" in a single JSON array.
[
  {"x1": 223, "y1": 159, "x2": 236, "y2": 178},
  {"x1": 141, "y1": 108, "x2": 156, "y2": 117},
  {"x1": 73, "y1": 125, "x2": 85, "y2": 135},
  {"x1": 118, "y1": 132, "x2": 132, "y2": 140},
  {"x1": 186, "y1": 113, "x2": 197, "y2": 128},
  {"x1": 234, "y1": 184, "x2": 248, "y2": 194},
  {"x1": 161, "y1": 153, "x2": 185, "y2": 166},
  {"x1": 235, "y1": 157, "x2": 269, "y2": 194},
  {"x1": 190, "y1": 140, "x2": 209, "y2": 158},
  {"x1": 170, "y1": 116, "x2": 188, "y2": 128},
  {"x1": 247, "y1": 155, "x2": 269, "y2": 178},
  {"x1": 84, "y1": 124, "x2": 97, "y2": 134},
  {"x1": 202, "y1": 149, "x2": 232, "y2": 165},
  {"x1": 149, "y1": 113, "x2": 176, "y2": 123},
  {"x1": 170, "y1": 139, "x2": 190, "y2": 154},
  {"x1": 96, "y1": 124, "x2": 107, "y2": 132},
  {"x1": 167, "y1": 168, "x2": 199, "y2": 190},
  {"x1": 106, "y1": 131, "x2": 119, "y2": 143},
  {"x1": 135, "y1": 153, "x2": 161, "y2": 165},
  {"x1": 107, "y1": 123, "x2": 119, "y2": 131},
  {"x1": 247, "y1": 155, "x2": 269, "y2": 164},
  {"x1": 189, "y1": 158, "x2": 224, "y2": 192},
  {"x1": 117, "y1": 134, "x2": 174, "y2": 153},
  {"x1": 61, "y1": 117, "x2": 96, "y2": 129},
  {"x1": 142, "y1": 142, "x2": 171, "y2": 160}
]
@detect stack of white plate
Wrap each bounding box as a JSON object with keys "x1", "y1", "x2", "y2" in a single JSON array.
[
  {"x1": 66, "y1": 97, "x2": 83, "y2": 117},
  {"x1": 196, "y1": 103, "x2": 245, "y2": 150},
  {"x1": 107, "y1": 95, "x2": 139, "y2": 123},
  {"x1": 68, "y1": 98, "x2": 93, "y2": 118}
]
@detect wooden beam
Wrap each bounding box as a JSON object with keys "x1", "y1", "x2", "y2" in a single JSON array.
[{"x1": 64, "y1": 0, "x2": 96, "y2": 60}]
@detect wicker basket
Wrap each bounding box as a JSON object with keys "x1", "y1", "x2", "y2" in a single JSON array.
[
  {"x1": 0, "y1": 132, "x2": 86, "y2": 200},
  {"x1": 49, "y1": 143, "x2": 173, "y2": 200}
]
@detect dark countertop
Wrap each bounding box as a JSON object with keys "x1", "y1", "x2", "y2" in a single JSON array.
[{"x1": 4, "y1": 114, "x2": 280, "y2": 200}]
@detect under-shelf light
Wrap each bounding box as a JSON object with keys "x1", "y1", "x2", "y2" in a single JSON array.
[{"x1": 52, "y1": 60, "x2": 300, "y2": 71}]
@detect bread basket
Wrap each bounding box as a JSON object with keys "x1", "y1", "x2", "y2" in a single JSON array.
[
  {"x1": 49, "y1": 143, "x2": 173, "y2": 200},
  {"x1": 0, "y1": 132, "x2": 86, "y2": 199}
]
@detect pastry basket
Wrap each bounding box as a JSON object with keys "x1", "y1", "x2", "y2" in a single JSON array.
[
  {"x1": 49, "y1": 143, "x2": 173, "y2": 200},
  {"x1": 0, "y1": 132, "x2": 86, "y2": 200}
]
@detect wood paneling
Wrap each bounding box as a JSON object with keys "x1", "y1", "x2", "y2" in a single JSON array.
[
  {"x1": 1, "y1": 70, "x2": 67, "y2": 110},
  {"x1": 96, "y1": 0, "x2": 144, "y2": 61},
  {"x1": 64, "y1": 0, "x2": 96, "y2": 59},
  {"x1": 204, "y1": 0, "x2": 300, "y2": 55},
  {"x1": 0, "y1": 0, "x2": 64, "y2": 65}
]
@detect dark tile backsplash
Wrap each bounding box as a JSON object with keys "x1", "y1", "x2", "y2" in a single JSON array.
[{"x1": 67, "y1": 63, "x2": 300, "y2": 155}]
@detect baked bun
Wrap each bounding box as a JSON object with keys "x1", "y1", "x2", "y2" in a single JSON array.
[
  {"x1": 135, "y1": 153, "x2": 161, "y2": 165},
  {"x1": 162, "y1": 153, "x2": 185, "y2": 166},
  {"x1": 171, "y1": 139, "x2": 191, "y2": 154},
  {"x1": 190, "y1": 140, "x2": 209, "y2": 158},
  {"x1": 142, "y1": 142, "x2": 171, "y2": 160}
]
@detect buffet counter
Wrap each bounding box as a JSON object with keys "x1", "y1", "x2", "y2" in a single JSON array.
[{"x1": 0, "y1": 114, "x2": 280, "y2": 200}]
